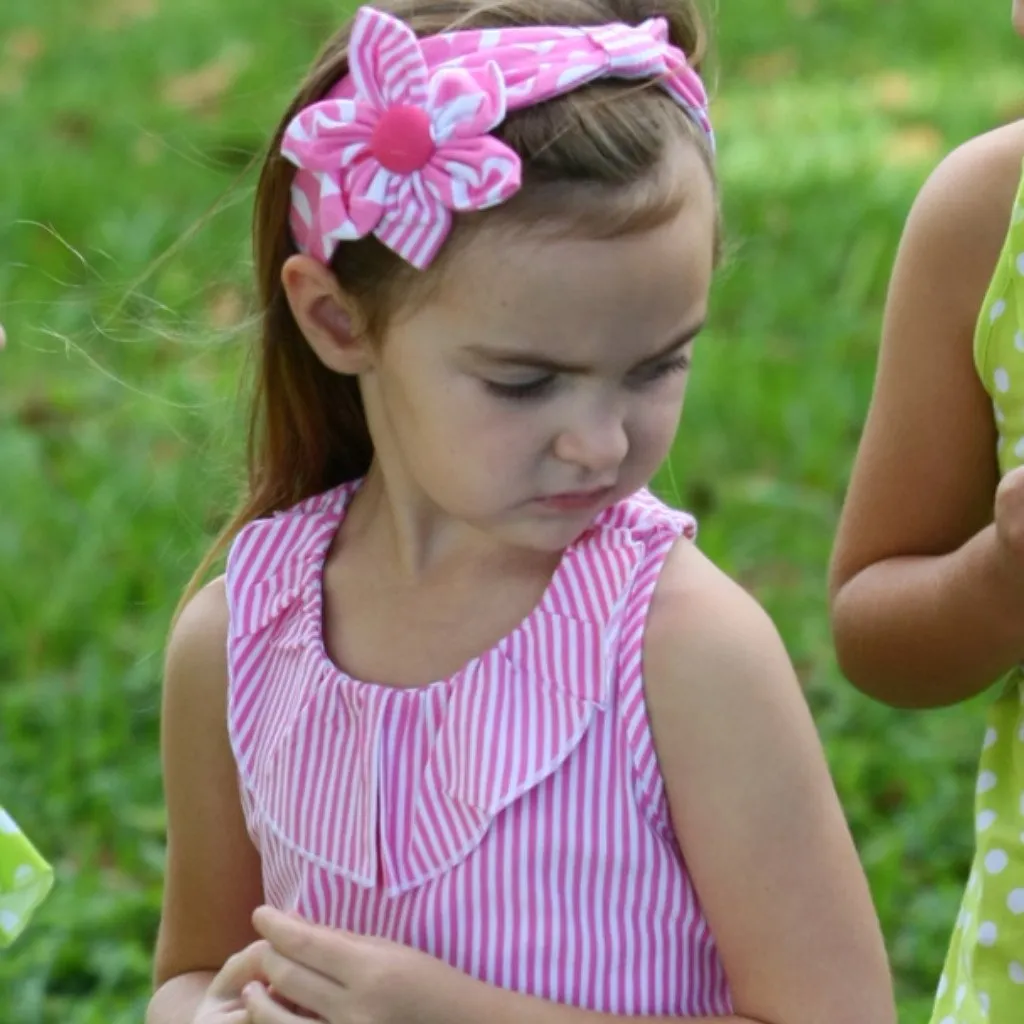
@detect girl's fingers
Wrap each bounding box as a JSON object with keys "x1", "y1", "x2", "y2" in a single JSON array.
[
  {"x1": 262, "y1": 947, "x2": 339, "y2": 1019},
  {"x1": 267, "y1": 984, "x2": 321, "y2": 1018},
  {"x1": 217, "y1": 1011, "x2": 252, "y2": 1024},
  {"x1": 243, "y1": 982, "x2": 308, "y2": 1023},
  {"x1": 211, "y1": 940, "x2": 272, "y2": 997}
]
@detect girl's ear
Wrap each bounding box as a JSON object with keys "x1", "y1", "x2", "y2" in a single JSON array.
[{"x1": 281, "y1": 255, "x2": 374, "y2": 375}]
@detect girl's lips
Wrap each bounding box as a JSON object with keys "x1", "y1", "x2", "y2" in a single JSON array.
[{"x1": 535, "y1": 487, "x2": 615, "y2": 512}]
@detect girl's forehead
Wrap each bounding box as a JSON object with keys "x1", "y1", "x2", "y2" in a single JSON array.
[
  {"x1": 439, "y1": 201, "x2": 714, "y2": 322},
  {"x1": 437, "y1": 157, "x2": 716, "y2": 308},
  {"x1": 389, "y1": 200, "x2": 713, "y2": 367}
]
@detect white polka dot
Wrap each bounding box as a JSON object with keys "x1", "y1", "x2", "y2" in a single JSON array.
[
  {"x1": 1016, "y1": 253, "x2": 1024, "y2": 275},
  {"x1": 0, "y1": 910, "x2": 20, "y2": 935},
  {"x1": 991, "y1": 299, "x2": 1008, "y2": 321},
  {"x1": 13, "y1": 864, "x2": 35, "y2": 886},
  {"x1": 986, "y1": 849, "x2": 1009, "y2": 874},
  {"x1": 978, "y1": 770, "x2": 998, "y2": 793},
  {"x1": 1009, "y1": 889, "x2": 1024, "y2": 914},
  {"x1": 956, "y1": 982, "x2": 967, "y2": 1007},
  {"x1": 1016, "y1": 438, "x2": 1024, "y2": 462},
  {"x1": 978, "y1": 809, "x2": 997, "y2": 831},
  {"x1": 978, "y1": 920, "x2": 998, "y2": 945},
  {"x1": 980, "y1": 991, "x2": 991, "y2": 1014},
  {"x1": 983, "y1": 726, "x2": 998, "y2": 749},
  {"x1": 1010, "y1": 961, "x2": 1024, "y2": 984},
  {"x1": 995, "y1": 367, "x2": 1011, "y2": 393},
  {"x1": 0, "y1": 809, "x2": 17, "y2": 835},
  {"x1": 937, "y1": 973, "x2": 948, "y2": 999},
  {"x1": 937, "y1": 1016, "x2": 956, "y2": 1024},
  {"x1": 1016, "y1": 330, "x2": 1024, "y2": 351},
  {"x1": 996, "y1": 405, "x2": 1007, "y2": 424}
]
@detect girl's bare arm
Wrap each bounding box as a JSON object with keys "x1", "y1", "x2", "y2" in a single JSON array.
[
  {"x1": 642, "y1": 543, "x2": 896, "y2": 1024},
  {"x1": 829, "y1": 123, "x2": 1024, "y2": 708},
  {"x1": 146, "y1": 579, "x2": 267, "y2": 1023}
]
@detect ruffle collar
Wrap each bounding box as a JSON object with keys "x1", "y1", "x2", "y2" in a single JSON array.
[{"x1": 228, "y1": 481, "x2": 665, "y2": 894}]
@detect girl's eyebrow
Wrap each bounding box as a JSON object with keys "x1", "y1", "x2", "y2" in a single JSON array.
[{"x1": 464, "y1": 320, "x2": 705, "y2": 373}]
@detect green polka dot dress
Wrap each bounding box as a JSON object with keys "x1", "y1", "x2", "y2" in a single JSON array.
[
  {"x1": 928, "y1": 168, "x2": 1024, "y2": 1024},
  {"x1": 0, "y1": 806, "x2": 52, "y2": 948}
]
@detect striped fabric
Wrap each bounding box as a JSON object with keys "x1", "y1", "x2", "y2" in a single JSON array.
[
  {"x1": 284, "y1": 5, "x2": 713, "y2": 270},
  {"x1": 226, "y1": 482, "x2": 731, "y2": 1015}
]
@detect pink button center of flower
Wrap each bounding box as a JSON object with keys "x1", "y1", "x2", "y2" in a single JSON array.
[{"x1": 369, "y1": 105, "x2": 435, "y2": 174}]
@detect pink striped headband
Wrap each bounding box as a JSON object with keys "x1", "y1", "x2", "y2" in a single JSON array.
[{"x1": 282, "y1": 5, "x2": 713, "y2": 270}]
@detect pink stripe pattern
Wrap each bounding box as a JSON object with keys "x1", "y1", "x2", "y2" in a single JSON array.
[
  {"x1": 284, "y1": 5, "x2": 713, "y2": 269},
  {"x1": 226, "y1": 482, "x2": 731, "y2": 1015}
]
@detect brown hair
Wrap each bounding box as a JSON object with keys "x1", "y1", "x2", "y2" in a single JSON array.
[{"x1": 181, "y1": 0, "x2": 716, "y2": 608}]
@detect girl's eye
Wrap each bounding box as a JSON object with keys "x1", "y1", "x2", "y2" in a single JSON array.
[
  {"x1": 629, "y1": 352, "x2": 691, "y2": 387},
  {"x1": 483, "y1": 351, "x2": 690, "y2": 402},
  {"x1": 483, "y1": 376, "x2": 556, "y2": 401}
]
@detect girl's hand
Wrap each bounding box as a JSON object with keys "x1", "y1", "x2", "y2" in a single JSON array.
[
  {"x1": 243, "y1": 905, "x2": 467, "y2": 1024},
  {"x1": 995, "y1": 465, "x2": 1024, "y2": 572},
  {"x1": 194, "y1": 940, "x2": 270, "y2": 1023}
]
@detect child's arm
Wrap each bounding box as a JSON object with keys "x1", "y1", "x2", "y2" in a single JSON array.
[
  {"x1": 244, "y1": 907, "x2": 838, "y2": 1024},
  {"x1": 243, "y1": 542, "x2": 896, "y2": 1024},
  {"x1": 641, "y1": 543, "x2": 896, "y2": 1024},
  {"x1": 829, "y1": 124, "x2": 1024, "y2": 707},
  {"x1": 146, "y1": 579, "x2": 267, "y2": 1024}
]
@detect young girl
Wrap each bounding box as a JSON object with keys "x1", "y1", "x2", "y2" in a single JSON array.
[
  {"x1": 147, "y1": 1, "x2": 895, "y2": 1022},
  {"x1": 829, "y1": 6, "x2": 1024, "y2": 1022}
]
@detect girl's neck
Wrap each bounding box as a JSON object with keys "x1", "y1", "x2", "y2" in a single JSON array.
[{"x1": 341, "y1": 463, "x2": 560, "y2": 587}]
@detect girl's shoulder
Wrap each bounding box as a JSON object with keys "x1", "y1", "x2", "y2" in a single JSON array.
[
  {"x1": 642, "y1": 540, "x2": 788, "y2": 702},
  {"x1": 900, "y1": 121, "x2": 1024, "y2": 314},
  {"x1": 640, "y1": 535, "x2": 815, "y2": 787},
  {"x1": 167, "y1": 575, "x2": 230, "y2": 674},
  {"x1": 924, "y1": 119, "x2": 1024, "y2": 214},
  {"x1": 934, "y1": 118, "x2": 1024, "y2": 180},
  {"x1": 638, "y1": 531, "x2": 805, "y2": 755}
]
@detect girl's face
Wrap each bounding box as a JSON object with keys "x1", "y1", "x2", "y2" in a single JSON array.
[{"x1": 358, "y1": 143, "x2": 717, "y2": 554}]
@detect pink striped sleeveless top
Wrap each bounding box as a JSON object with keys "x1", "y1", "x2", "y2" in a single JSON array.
[{"x1": 225, "y1": 481, "x2": 732, "y2": 1016}]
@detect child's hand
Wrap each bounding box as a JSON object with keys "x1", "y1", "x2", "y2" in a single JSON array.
[
  {"x1": 194, "y1": 939, "x2": 313, "y2": 1023},
  {"x1": 243, "y1": 905, "x2": 466, "y2": 1024},
  {"x1": 194, "y1": 940, "x2": 270, "y2": 1023},
  {"x1": 995, "y1": 465, "x2": 1024, "y2": 571}
]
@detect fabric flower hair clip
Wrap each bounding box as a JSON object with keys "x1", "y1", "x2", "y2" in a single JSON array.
[{"x1": 282, "y1": 5, "x2": 714, "y2": 270}]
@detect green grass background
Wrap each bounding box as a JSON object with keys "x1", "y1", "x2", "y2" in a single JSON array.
[{"x1": 2, "y1": 0, "x2": 1020, "y2": 1020}]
